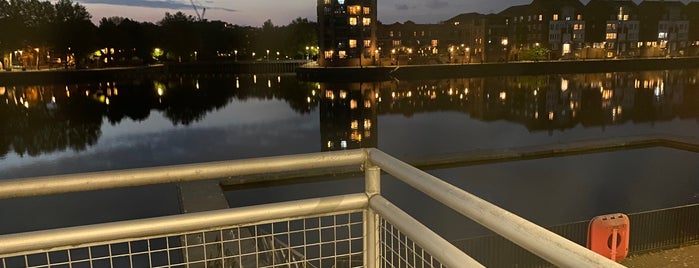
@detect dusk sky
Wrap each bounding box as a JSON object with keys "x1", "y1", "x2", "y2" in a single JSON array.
[{"x1": 73, "y1": 0, "x2": 537, "y2": 26}]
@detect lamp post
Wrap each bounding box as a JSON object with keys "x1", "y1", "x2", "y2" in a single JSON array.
[
  {"x1": 35, "y1": 48, "x2": 40, "y2": 70},
  {"x1": 266, "y1": 50, "x2": 270, "y2": 61},
  {"x1": 391, "y1": 49, "x2": 396, "y2": 66},
  {"x1": 234, "y1": 50, "x2": 238, "y2": 61},
  {"x1": 276, "y1": 51, "x2": 280, "y2": 60}
]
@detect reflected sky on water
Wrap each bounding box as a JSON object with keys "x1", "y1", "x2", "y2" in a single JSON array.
[{"x1": 0, "y1": 70, "x2": 697, "y2": 237}]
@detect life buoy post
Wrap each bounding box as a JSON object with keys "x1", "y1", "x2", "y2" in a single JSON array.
[{"x1": 587, "y1": 213, "x2": 630, "y2": 262}]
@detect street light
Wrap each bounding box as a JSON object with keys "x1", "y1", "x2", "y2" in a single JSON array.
[
  {"x1": 266, "y1": 50, "x2": 270, "y2": 61},
  {"x1": 34, "y1": 48, "x2": 40, "y2": 70},
  {"x1": 276, "y1": 51, "x2": 280, "y2": 60},
  {"x1": 234, "y1": 50, "x2": 238, "y2": 61}
]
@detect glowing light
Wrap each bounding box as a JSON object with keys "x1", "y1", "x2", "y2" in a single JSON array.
[
  {"x1": 307, "y1": 97, "x2": 311, "y2": 103},
  {"x1": 549, "y1": 111, "x2": 554, "y2": 120},
  {"x1": 254, "y1": 75, "x2": 257, "y2": 84},
  {"x1": 105, "y1": 97, "x2": 110, "y2": 105},
  {"x1": 499, "y1": 92, "x2": 507, "y2": 100},
  {"x1": 157, "y1": 87, "x2": 164, "y2": 96},
  {"x1": 268, "y1": 80, "x2": 271, "y2": 88},
  {"x1": 196, "y1": 81, "x2": 200, "y2": 90}
]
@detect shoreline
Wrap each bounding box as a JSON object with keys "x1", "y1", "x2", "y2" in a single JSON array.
[
  {"x1": 297, "y1": 56, "x2": 699, "y2": 82},
  {"x1": 1, "y1": 57, "x2": 698, "y2": 85}
]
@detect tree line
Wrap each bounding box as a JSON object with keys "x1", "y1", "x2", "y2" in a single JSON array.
[{"x1": 0, "y1": 0, "x2": 318, "y2": 69}]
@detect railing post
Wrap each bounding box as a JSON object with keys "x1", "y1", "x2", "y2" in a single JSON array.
[{"x1": 364, "y1": 161, "x2": 381, "y2": 268}]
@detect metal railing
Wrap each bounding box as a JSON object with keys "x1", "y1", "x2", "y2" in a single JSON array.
[{"x1": 0, "y1": 149, "x2": 624, "y2": 268}]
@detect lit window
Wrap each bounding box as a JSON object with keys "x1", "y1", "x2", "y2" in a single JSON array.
[
  {"x1": 538, "y1": 14, "x2": 543, "y2": 21},
  {"x1": 324, "y1": 50, "x2": 333, "y2": 59},
  {"x1": 658, "y1": 32, "x2": 668, "y2": 39},
  {"x1": 606, "y1": 33, "x2": 617, "y2": 40},
  {"x1": 393, "y1": 40, "x2": 401, "y2": 46},
  {"x1": 363, "y1": 17, "x2": 371, "y2": 26},
  {"x1": 577, "y1": 14, "x2": 582, "y2": 20},
  {"x1": 351, "y1": 120, "x2": 358, "y2": 130},
  {"x1": 553, "y1": 14, "x2": 559, "y2": 21},
  {"x1": 338, "y1": 0, "x2": 344, "y2": 4},
  {"x1": 607, "y1": 23, "x2": 616, "y2": 30},
  {"x1": 348, "y1": 5, "x2": 361, "y2": 15},
  {"x1": 431, "y1": 39, "x2": 438, "y2": 47},
  {"x1": 364, "y1": 39, "x2": 371, "y2": 47},
  {"x1": 349, "y1": 39, "x2": 357, "y2": 48},
  {"x1": 350, "y1": 100, "x2": 357, "y2": 109},
  {"x1": 338, "y1": 50, "x2": 346, "y2": 58},
  {"x1": 324, "y1": 0, "x2": 330, "y2": 4},
  {"x1": 623, "y1": 14, "x2": 629, "y2": 21},
  {"x1": 364, "y1": 119, "x2": 372, "y2": 129},
  {"x1": 363, "y1": 7, "x2": 370, "y2": 14},
  {"x1": 349, "y1": 17, "x2": 357, "y2": 26}
]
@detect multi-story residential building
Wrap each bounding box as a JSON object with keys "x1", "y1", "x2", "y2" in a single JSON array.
[
  {"x1": 317, "y1": 0, "x2": 377, "y2": 67},
  {"x1": 638, "y1": 1, "x2": 690, "y2": 57},
  {"x1": 585, "y1": 0, "x2": 640, "y2": 58},
  {"x1": 499, "y1": 0, "x2": 585, "y2": 60},
  {"x1": 444, "y1": 13, "x2": 510, "y2": 63},
  {"x1": 376, "y1": 21, "x2": 447, "y2": 65},
  {"x1": 688, "y1": 2, "x2": 699, "y2": 55}
]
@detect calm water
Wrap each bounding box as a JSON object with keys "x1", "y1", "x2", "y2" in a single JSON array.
[{"x1": 1, "y1": 70, "x2": 698, "y2": 238}]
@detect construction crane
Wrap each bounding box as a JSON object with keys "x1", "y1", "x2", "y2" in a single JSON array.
[{"x1": 189, "y1": 0, "x2": 206, "y2": 20}]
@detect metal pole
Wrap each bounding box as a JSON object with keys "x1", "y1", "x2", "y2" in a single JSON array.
[
  {"x1": 367, "y1": 149, "x2": 626, "y2": 268},
  {"x1": 363, "y1": 162, "x2": 380, "y2": 268},
  {"x1": 0, "y1": 149, "x2": 366, "y2": 200},
  {"x1": 0, "y1": 193, "x2": 368, "y2": 257}
]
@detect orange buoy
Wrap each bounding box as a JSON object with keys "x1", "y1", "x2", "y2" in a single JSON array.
[{"x1": 587, "y1": 213, "x2": 630, "y2": 262}]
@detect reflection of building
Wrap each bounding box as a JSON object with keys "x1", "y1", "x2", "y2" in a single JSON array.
[
  {"x1": 317, "y1": 0, "x2": 378, "y2": 67},
  {"x1": 319, "y1": 83, "x2": 378, "y2": 151}
]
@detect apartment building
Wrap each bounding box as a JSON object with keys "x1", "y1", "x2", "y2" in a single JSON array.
[{"x1": 317, "y1": 0, "x2": 378, "y2": 66}]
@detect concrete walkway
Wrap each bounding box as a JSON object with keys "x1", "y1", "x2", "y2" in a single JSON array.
[{"x1": 622, "y1": 244, "x2": 699, "y2": 267}]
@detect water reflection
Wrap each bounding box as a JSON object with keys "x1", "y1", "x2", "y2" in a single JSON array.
[{"x1": 0, "y1": 69, "x2": 697, "y2": 159}]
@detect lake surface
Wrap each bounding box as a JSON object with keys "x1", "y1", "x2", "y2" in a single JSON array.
[{"x1": 1, "y1": 69, "x2": 698, "y2": 238}]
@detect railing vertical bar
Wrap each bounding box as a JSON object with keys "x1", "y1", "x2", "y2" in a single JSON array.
[{"x1": 364, "y1": 163, "x2": 381, "y2": 268}]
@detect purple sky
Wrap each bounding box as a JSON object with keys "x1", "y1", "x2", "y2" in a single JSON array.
[{"x1": 73, "y1": 0, "x2": 536, "y2": 26}]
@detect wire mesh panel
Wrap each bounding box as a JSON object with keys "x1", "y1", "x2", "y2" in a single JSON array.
[
  {"x1": 379, "y1": 217, "x2": 445, "y2": 268},
  {"x1": 0, "y1": 211, "x2": 364, "y2": 268}
]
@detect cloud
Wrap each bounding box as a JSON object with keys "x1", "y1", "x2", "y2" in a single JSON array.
[
  {"x1": 425, "y1": 0, "x2": 449, "y2": 9},
  {"x1": 77, "y1": 0, "x2": 236, "y2": 12}
]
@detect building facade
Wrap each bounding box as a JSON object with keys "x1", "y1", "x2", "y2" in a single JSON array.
[{"x1": 317, "y1": 0, "x2": 378, "y2": 67}]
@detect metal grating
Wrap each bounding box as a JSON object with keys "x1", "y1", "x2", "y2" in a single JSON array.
[
  {"x1": 379, "y1": 217, "x2": 445, "y2": 268},
  {"x1": 0, "y1": 211, "x2": 364, "y2": 268}
]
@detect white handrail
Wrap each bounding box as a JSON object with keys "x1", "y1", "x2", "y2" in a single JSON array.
[
  {"x1": 0, "y1": 149, "x2": 365, "y2": 200},
  {"x1": 0, "y1": 193, "x2": 368, "y2": 257},
  {"x1": 367, "y1": 148, "x2": 626, "y2": 268}
]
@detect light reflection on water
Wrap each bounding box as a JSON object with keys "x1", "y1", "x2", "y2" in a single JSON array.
[{"x1": 0, "y1": 70, "x2": 697, "y2": 237}]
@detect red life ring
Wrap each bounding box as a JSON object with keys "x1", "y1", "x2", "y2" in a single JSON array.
[{"x1": 587, "y1": 213, "x2": 630, "y2": 262}]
